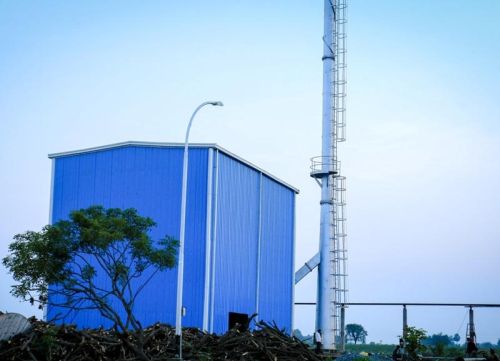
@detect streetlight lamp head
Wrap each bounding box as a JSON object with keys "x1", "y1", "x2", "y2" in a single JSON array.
[{"x1": 210, "y1": 101, "x2": 224, "y2": 107}]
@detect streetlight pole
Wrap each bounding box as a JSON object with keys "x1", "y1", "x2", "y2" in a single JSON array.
[{"x1": 176, "y1": 101, "x2": 223, "y2": 359}]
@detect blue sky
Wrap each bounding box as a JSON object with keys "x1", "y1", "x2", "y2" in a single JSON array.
[{"x1": 1, "y1": 0, "x2": 499, "y2": 343}]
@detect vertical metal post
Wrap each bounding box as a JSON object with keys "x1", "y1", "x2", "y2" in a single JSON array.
[
  {"x1": 202, "y1": 148, "x2": 214, "y2": 331},
  {"x1": 176, "y1": 135, "x2": 189, "y2": 360},
  {"x1": 209, "y1": 150, "x2": 220, "y2": 333},
  {"x1": 469, "y1": 306, "x2": 475, "y2": 341},
  {"x1": 340, "y1": 305, "x2": 346, "y2": 352},
  {"x1": 176, "y1": 101, "x2": 223, "y2": 359},
  {"x1": 255, "y1": 173, "x2": 263, "y2": 322},
  {"x1": 403, "y1": 305, "x2": 408, "y2": 339}
]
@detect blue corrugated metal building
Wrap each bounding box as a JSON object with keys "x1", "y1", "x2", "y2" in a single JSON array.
[{"x1": 47, "y1": 141, "x2": 297, "y2": 334}]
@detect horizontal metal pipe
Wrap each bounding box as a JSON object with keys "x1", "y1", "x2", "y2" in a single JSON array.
[{"x1": 296, "y1": 302, "x2": 500, "y2": 307}]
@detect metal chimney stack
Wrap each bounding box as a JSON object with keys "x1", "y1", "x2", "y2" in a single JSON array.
[{"x1": 310, "y1": 0, "x2": 348, "y2": 350}]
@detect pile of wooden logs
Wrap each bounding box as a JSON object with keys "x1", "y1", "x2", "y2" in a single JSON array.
[{"x1": 0, "y1": 317, "x2": 321, "y2": 360}]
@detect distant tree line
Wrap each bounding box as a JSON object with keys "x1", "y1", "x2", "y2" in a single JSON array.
[{"x1": 422, "y1": 333, "x2": 461, "y2": 347}]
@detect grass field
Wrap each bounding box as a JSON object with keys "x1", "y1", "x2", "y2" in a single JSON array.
[{"x1": 344, "y1": 343, "x2": 498, "y2": 358}]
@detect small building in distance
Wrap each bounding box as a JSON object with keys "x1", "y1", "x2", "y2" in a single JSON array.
[{"x1": 47, "y1": 141, "x2": 297, "y2": 334}]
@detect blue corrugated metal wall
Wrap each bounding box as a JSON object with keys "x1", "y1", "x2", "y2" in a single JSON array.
[
  {"x1": 258, "y1": 175, "x2": 295, "y2": 333},
  {"x1": 210, "y1": 152, "x2": 261, "y2": 333},
  {"x1": 48, "y1": 146, "x2": 209, "y2": 329},
  {"x1": 47, "y1": 144, "x2": 295, "y2": 334},
  {"x1": 209, "y1": 152, "x2": 295, "y2": 334}
]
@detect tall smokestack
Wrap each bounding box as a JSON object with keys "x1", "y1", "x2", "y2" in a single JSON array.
[{"x1": 312, "y1": 0, "x2": 348, "y2": 351}]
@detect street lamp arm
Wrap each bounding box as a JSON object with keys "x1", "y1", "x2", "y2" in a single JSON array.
[{"x1": 184, "y1": 101, "x2": 224, "y2": 143}]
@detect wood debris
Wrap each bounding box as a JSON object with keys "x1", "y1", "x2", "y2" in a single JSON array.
[{"x1": 0, "y1": 317, "x2": 321, "y2": 360}]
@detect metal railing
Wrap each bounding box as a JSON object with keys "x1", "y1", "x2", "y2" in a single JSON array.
[
  {"x1": 295, "y1": 302, "x2": 500, "y2": 352},
  {"x1": 310, "y1": 156, "x2": 340, "y2": 176}
]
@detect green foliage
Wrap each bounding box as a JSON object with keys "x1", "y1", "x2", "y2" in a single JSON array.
[
  {"x1": 422, "y1": 332, "x2": 466, "y2": 357},
  {"x1": 405, "y1": 326, "x2": 427, "y2": 359},
  {"x1": 3, "y1": 206, "x2": 178, "y2": 333},
  {"x1": 478, "y1": 342, "x2": 497, "y2": 349},
  {"x1": 440, "y1": 345, "x2": 466, "y2": 358},
  {"x1": 346, "y1": 323, "x2": 368, "y2": 344},
  {"x1": 432, "y1": 342, "x2": 445, "y2": 356},
  {"x1": 424, "y1": 332, "x2": 453, "y2": 356},
  {"x1": 345, "y1": 342, "x2": 469, "y2": 357},
  {"x1": 424, "y1": 333, "x2": 452, "y2": 347},
  {"x1": 2, "y1": 227, "x2": 71, "y2": 307},
  {"x1": 346, "y1": 343, "x2": 473, "y2": 359}
]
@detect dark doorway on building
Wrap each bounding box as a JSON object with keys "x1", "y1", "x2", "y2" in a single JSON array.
[{"x1": 228, "y1": 312, "x2": 249, "y2": 331}]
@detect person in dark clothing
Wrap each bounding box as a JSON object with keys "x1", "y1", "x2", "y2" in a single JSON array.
[
  {"x1": 392, "y1": 346, "x2": 402, "y2": 361},
  {"x1": 392, "y1": 338, "x2": 405, "y2": 361},
  {"x1": 313, "y1": 329, "x2": 322, "y2": 354},
  {"x1": 466, "y1": 337, "x2": 478, "y2": 357},
  {"x1": 489, "y1": 349, "x2": 499, "y2": 361}
]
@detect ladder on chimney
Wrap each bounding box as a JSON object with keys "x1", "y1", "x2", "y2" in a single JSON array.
[{"x1": 330, "y1": 0, "x2": 348, "y2": 344}]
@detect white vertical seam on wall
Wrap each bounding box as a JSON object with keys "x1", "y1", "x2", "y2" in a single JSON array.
[
  {"x1": 255, "y1": 173, "x2": 263, "y2": 322},
  {"x1": 209, "y1": 149, "x2": 219, "y2": 333},
  {"x1": 49, "y1": 159, "x2": 55, "y2": 224},
  {"x1": 202, "y1": 148, "x2": 214, "y2": 331},
  {"x1": 44, "y1": 158, "x2": 56, "y2": 321},
  {"x1": 291, "y1": 193, "x2": 296, "y2": 333}
]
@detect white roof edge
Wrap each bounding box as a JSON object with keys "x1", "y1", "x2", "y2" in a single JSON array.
[{"x1": 48, "y1": 141, "x2": 299, "y2": 194}]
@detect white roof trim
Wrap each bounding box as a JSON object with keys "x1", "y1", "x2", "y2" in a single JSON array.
[{"x1": 48, "y1": 141, "x2": 299, "y2": 194}]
